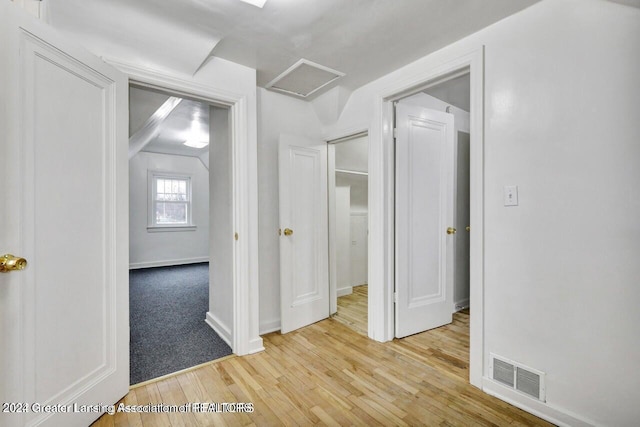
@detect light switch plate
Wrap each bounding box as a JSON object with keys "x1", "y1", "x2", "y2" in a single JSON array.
[{"x1": 504, "y1": 185, "x2": 519, "y2": 206}]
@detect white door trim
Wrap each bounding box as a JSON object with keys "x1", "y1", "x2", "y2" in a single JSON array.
[
  {"x1": 106, "y1": 59, "x2": 263, "y2": 356},
  {"x1": 370, "y1": 46, "x2": 484, "y2": 387},
  {"x1": 328, "y1": 143, "x2": 338, "y2": 314}
]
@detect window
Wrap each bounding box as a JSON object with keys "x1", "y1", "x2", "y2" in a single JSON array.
[{"x1": 148, "y1": 172, "x2": 195, "y2": 231}]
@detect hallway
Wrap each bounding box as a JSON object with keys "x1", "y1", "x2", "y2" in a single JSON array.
[{"x1": 93, "y1": 309, "x2": 549, "y2": 426}]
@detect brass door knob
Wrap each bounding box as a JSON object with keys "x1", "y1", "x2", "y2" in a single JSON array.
[
  {"x1": 466, "y1": 226, "x2": 470, "y2": 232},
  {"x1": 446, "y1": 227, "x2": 457, "y2": 235},
  {"x1": 283, "y1": 228, "x2": 294, "y2": 236},
  {"x1": 1, "y1": 254, "x2": 27, "y2": 273}
]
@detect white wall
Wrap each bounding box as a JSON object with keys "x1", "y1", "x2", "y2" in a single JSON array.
[
  {"x1": 334, "y1": 136, "x2": 369, "y2": 288},
  {"x1": 335, "y1": 186, "x2": 352, "y2": 295},
  {"x1": 336, "y1": 174, "x2": 368, "y2": 213},
  {"x1": 9, "y1": 0, "x2": 40, "y2": 18},
  {"x1": 319, "y1": 0, "x2": 640, "y2": 425},
  {"x1": 257, "y1": 88, "x2": 324, "y2": 333},
  {"x1": 335, "y1": 135, "x2": 369, "y2": 213},
  {"x1": 207, "y1": 107, "x2": 233, "y2": 345},
  {"x1": 454, "y1": 131, "x2": 470, "y2": 310},
  {"x1": 350, "y1": 214, "x2": 368, "y2": 286},
  {"x1": 335, "y1": 135, "x2": 368, "y2": 172},
  {"x1": 129, "y1": 151, "x2": 209, "y2": 268}
]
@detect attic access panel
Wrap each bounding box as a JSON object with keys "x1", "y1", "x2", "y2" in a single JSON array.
[{"x1": 265, "y1": 59, "x2": 345, "y2": 98}]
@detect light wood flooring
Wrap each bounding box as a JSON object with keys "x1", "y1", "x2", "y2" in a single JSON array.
[
  {"x1": 332, "y1": 284, "x2": 368, "y2": 336},
  {"x1": 92, "y1": 309, "x2": 551, "y2": 426}
]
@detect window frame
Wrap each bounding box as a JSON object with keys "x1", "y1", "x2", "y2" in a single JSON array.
[{"x1": 147, "y1": 170, "x2": 196, "y2": 232}]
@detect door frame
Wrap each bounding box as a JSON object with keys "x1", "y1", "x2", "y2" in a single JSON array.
[
  {"x1": 107, "y1": 59, "x2": 263, "y2": 356},
  {"x1": 327, "y1": 131, "x2": 369, "y2": 315},
  {"x1": 372, "y1": 47, "x2": 485, "y2": 387}
]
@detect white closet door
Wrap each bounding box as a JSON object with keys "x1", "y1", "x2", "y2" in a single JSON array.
[{"x1": 395, "y1": 103, "x2": 455, "y2": 338}]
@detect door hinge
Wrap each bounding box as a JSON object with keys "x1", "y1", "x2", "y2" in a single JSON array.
[
  {"x1": 393, "y1": 128, "x2": 397, "y2": 139},
  {"x1": 234, "y1": 232, "x2": 239, "y2": 241},
  {"x1": 394, "y1": 292, "x2": 398, "y2": 304}
]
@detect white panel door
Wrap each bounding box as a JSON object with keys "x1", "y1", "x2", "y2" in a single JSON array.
[
  {"x1": 0, "y1": 4, "x2": 129, "y2": 427},
  {"x1": 279, "y1": 134, "x2": 329, "y2": 333},
  {"x1": 395, "y1": 103, "x2": 455, "y2": 338}
]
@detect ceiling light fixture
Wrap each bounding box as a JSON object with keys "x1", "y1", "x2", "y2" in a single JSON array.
[
  {"x1": 183, "y1": 139, "x2": 209, "y2": 149},
  {"x1": 184, "y1": 119, "x2": 209, "y2": 149},
  {"x1": 237, "y1": 0, "x2": 267, "y2": 8}
]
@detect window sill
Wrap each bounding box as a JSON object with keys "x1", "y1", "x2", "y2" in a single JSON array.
[{"x1": 147, "y1": 225, "x2": 197, "y2": 233}]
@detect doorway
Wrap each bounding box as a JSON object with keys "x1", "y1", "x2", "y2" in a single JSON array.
[
  {"x1": 368, "y1": 47, "x2": 484, "y2": 385},
  {"x1": 394, "y1": 73, "x2": 471, "y2": 339},
  {"x1": 328, "y1": 134, "x2": 369, "y2": 336},
  {"x1": 127, "y1": 84, "x2": 233, "y2": 384}
]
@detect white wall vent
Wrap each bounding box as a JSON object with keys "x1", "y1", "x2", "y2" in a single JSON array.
[
  {"x1": 265, "y1": 59, "x2": 345, "y2": 98},
  {"x1": 490, "y1": 353, "x2": 546, "y2": 402},
  {"x1": 492, "y1": 358, "x2": 515, "y2": 387}
]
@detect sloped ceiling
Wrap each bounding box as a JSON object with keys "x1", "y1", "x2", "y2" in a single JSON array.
[
  {"x1": 130, "y1": 86, "x2": 210, "y2": 158},
  {"x1": 607, "y1": 0, "x2": 640, "y2": 7},
  {"x1": 46, "y1": 0, "x2": 539, "y2": 98},
  {"x1": 424, "y1": 73, "x2": 471, "y2": 112}
]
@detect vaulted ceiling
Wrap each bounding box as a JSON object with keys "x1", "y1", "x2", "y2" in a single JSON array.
[
  {"x1": 46, "y1": 0, "x2": 540, "y2": 99},
  {"x1": 50, "y1": 0, "x2": 543, "y2": 158}
]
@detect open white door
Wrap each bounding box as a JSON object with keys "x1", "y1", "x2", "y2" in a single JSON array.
[
  {"x1": 0, "y1": 4, "x2": 129, "y2": 427},
  {"x1": 395, "y1": 103, "x2": 455, "y2": 338},
  {"x1": 279, "y1": 134, "x2": 329, "y2": 334}
]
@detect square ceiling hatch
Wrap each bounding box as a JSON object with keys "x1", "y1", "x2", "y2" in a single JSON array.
[{"x1": 265, "y1": 59, "x2": 345, "y2": 98}]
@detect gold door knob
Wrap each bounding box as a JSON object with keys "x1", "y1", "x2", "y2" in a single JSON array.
[
  {"x1": 446, "y1": 227, "x2": 457, "y2": 235},
  {"x1": 1, "y1": 254, "x2": 27, "y2": 273},
  {"x1": 283, "y1": 228, "x2": 294, "y2": 236},
  {"x1": 466, "y1": 226, "x2": 470, "y2": 232}
]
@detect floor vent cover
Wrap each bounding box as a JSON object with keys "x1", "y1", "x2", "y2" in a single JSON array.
[
  {"x1": 265, "y1": 59, "x2": 345, "y2": 98},
  {"x1": 490, "y1": 353, "x2": 546, "y2": 402}
]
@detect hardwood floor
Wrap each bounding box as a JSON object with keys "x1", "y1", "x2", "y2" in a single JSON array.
[
  {"x1": 93, "y1": 310, "x2": 551, "y2": 426},
  {"x1": 332, "y1": 285, "x2": 368, "y2": 336}
]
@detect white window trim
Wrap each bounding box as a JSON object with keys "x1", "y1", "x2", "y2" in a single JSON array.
[{"x1": 147, "y1": 170, "x2": 197, "y2": 232}]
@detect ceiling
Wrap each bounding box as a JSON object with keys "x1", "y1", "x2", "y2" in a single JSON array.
[
  {"x1": 130, "y1": 86, "x2": 211, "y2": 158},
  {"x1": 46, "y1": 0, "x2": 539, "y2": 99},
  {"x1": 423, "y1": 73, "x2": 470, "y2": 112},
  {"x1": 608, "y1": 0, "x2": 640, "y2": 7}
]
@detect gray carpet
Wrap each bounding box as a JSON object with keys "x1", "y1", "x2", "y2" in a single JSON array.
[{"x1": 129, "y1": 263, "x2": 232, "y2": 385}]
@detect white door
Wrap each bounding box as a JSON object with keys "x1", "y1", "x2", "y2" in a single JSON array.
[
  {"x1": 279, "y1": 134, "x2": 329, "y2": 333},
  {"x1": 395, "y1": 103, "x2": 455, "y2": 338},
  {"x1": 0, "y1": 5, "x2": 129, "y2": 427}
]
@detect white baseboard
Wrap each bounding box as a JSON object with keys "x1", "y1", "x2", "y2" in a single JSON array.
[
  {"x1": 248, "y1": 337, "x2": 265, "y2": 355},
  {"x1": 259, "y1": 319, "x2": 281, "y2": 335},
  {"x1": 481, "y1": 377, "x2": 595, "y2": 427},
  {"x1": 205, "y1": 311, "x2": 232, "y2": 348},
  {"x1": 337, "y1": 286, "x2": 353, "y2": 297},
  {"x1": 129, "y1": 256, "x2": 209, "y2": 270},
  {"x1": 454, "y1": 298, "x2": 469, "y2": 312}
]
